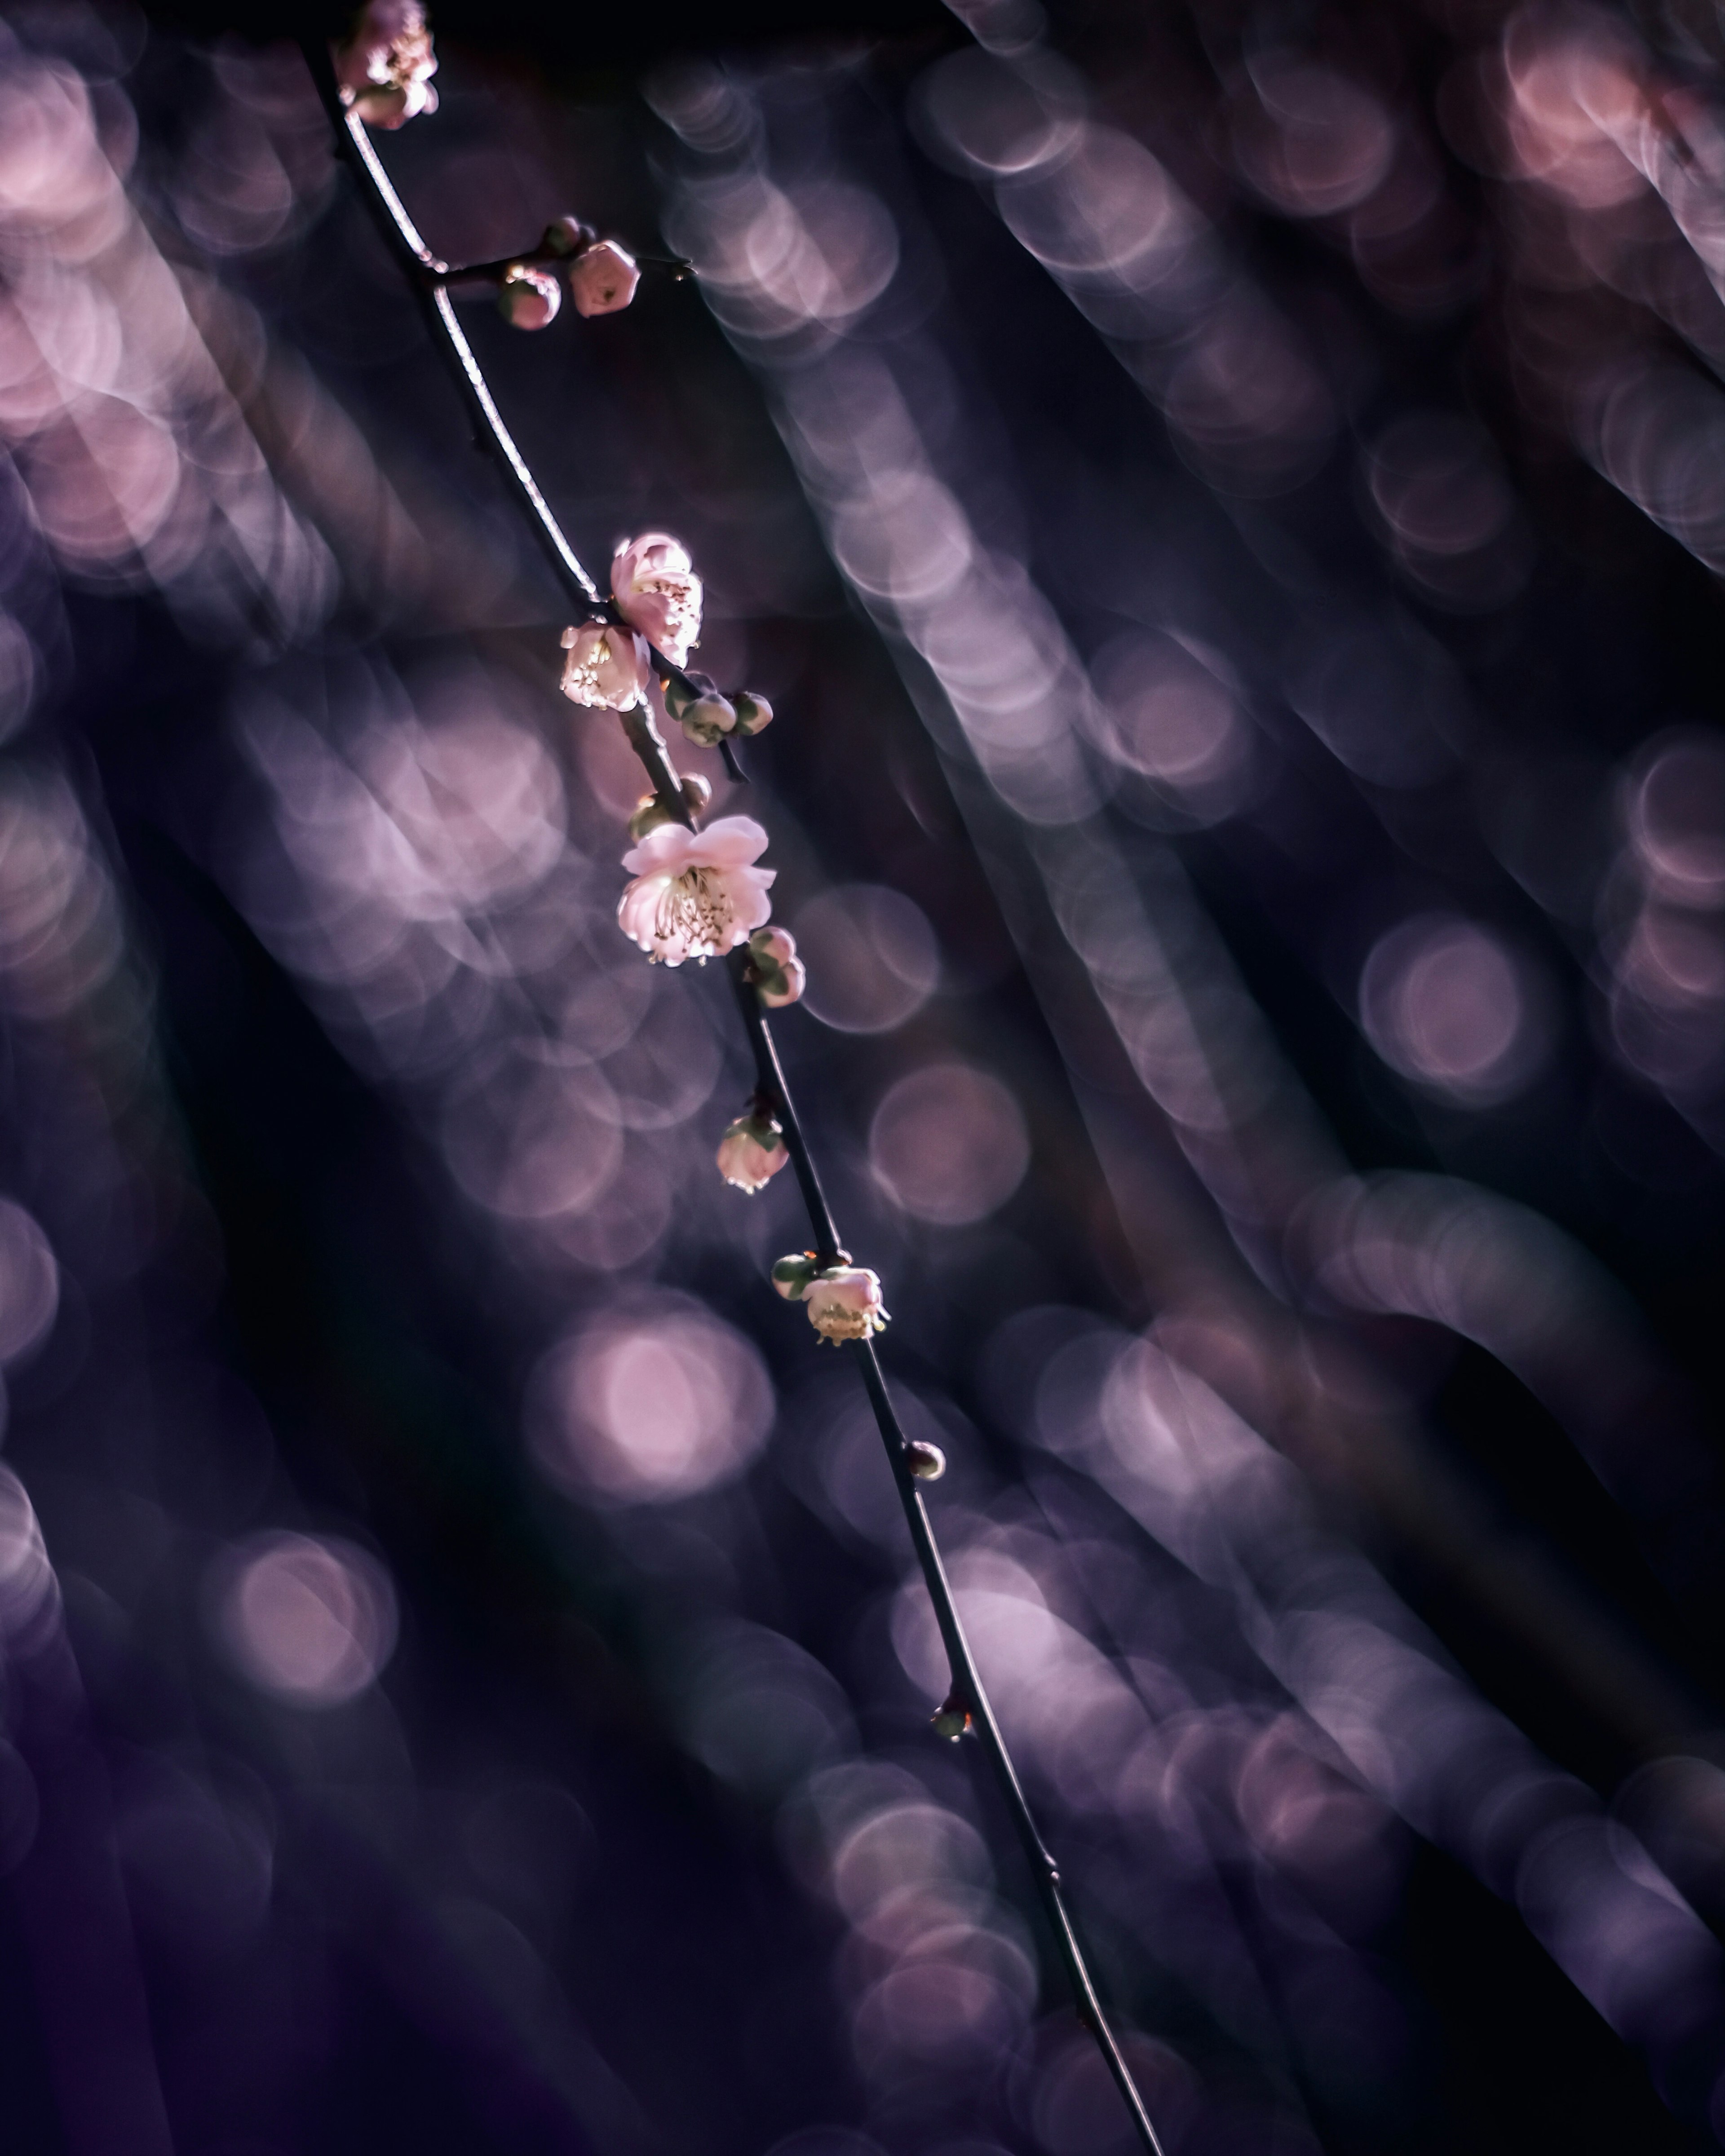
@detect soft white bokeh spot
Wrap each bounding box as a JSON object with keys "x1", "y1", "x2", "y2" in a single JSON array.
[
  {"x1": 870, "y1": 1063, "x2": 1030, "y2": 1225},
  {"x1": 531, "y1": 1291, "x2": 774, "y2": 1504},
  {"x1": 1359, "y1": 915, "x2": 1547, "y2": 1104},
  {"x1": 796, "y1": 884, "x2": 939, "y2": 1034},
  {"x1": 215, "y1": 1533, "x2": 398, "y2": 1707}
]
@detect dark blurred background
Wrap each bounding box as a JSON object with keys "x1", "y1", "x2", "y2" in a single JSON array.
[{"x1": 1, "y1": 0, "x2": 1725, "y2": 2149}]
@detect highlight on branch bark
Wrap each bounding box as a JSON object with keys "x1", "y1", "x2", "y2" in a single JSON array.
[{"x1": 303, "y1": 12, "x2": 1166, "y2": 2152}]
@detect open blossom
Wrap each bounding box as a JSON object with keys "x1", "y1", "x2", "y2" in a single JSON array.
[
  {"x1": 618, "y1": 816, "x2": 774, "y2": 966},
  {"x1": 716, "y1": 1113, "x2": 789, "y2": 1194},
  {"x1": 335, "y1": 0, "x2": 439, "y2": 128},
  {"x1": 560, "y1": 622, "x2": 650, "y2": 711},
  {"x1": 570, "y1": 241, "x2": 641, "y2": 318},
  {"x1": 803, "y1": 1266, "x2": 889, "y2": 1344},
  {"x1": 611, "y1": 534, "x2": 702, "y2": 668},
  {"x1": 748, "y1": 926, "x2": 806, "y2": 1009}
]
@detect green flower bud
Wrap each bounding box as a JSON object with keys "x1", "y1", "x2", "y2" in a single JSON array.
[
  {"x1": 771, "y1": 1252, "x2": 818, "y2": 1303},
  {"x1": 904, "y1": 1440, "x2": 946, "y2": 1481},
  {"x1": 541, "y1": 216, "x2": 593, "y2": 257},
  {"x1": 731, "y1": 690, "x2": 774, "y2": 736},
  {"x1": 680, "y1": 694, "x2": 736, "y2": 747}
]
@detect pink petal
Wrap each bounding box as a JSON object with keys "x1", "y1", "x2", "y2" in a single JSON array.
[
  {"x1": 620, "y1": 823, "x2": 697, "y2": 878},
  {"x1": 692, "y1": 816, "x2": 770, "y2": 868}
]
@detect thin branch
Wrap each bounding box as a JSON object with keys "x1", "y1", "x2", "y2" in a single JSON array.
[{"x1": 298, "y1": 38, "x2": 1163, "y2": 2154}]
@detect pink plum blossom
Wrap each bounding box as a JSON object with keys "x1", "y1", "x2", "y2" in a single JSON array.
[
  {"x1": 617, "y1": 815, "x2": 774, "y2": 966},
  {"x1": 570, "y1": 241, "x2": 641, "y2": 318},
  {"x1": 611, "y1": 534, "x2": 702, "y2": 668},
  {"x1": 803, "y1": 1266, "x2": 889, "y2": 1344},
  {"x1": 716, "y1": 1114, "x2": 789, "y2": 1194},
  {"x1": 560, "y1": 622, "x2": 650, "y2": 711},
  {"x1": 335, "y1": 0, "x2": 439, "y2": 128}
]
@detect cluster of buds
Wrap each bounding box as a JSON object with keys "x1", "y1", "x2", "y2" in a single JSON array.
[
  {"x1": 771, "y1": 1252, "x2": 889, "y2": 1344},
  {"x1": 663, "y1": 673, "x2": 774, "y2": 750},
  {"x1": 497, "y1": 220, "x2": 642, "y2": 331},
  {"x1": 745, "y1": 925, "x2": 805, "y2": 1009},
  {"x1": 716, "y1": 1104, "x2": 791, "y2": 1194},
  {"x1": 335, "y1": 0, "x2": 438, "y2": 128}
]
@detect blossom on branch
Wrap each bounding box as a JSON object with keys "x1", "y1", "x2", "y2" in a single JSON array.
[
  {"x1": 772, "y1": 1257, "x2": 890, "y2": 1344},
  {"x1": 618, "y1": 815, "x2": 774, "y2": 965},
  {"x1": 611, "y1": 534, "x2": 702, "y2": 667},
  {"x1": 805, "y1": 1266, "x2": 889, "y2": 1343},
  {"x1": 335, "y1": 0, "x2": 439, "y2": 128},
  {"x1": 560, "y1": 622, "x2": 650, "y2": 711},
  {"x1": 570, "y1": 242, "x2": 642, "y2": 318},
  {"x1": 716, "y1": 1112, "x2": 789, "y2": 1194},
  {"x1": 748, "y1": 925, "x2": 805, "y2": 1009}
]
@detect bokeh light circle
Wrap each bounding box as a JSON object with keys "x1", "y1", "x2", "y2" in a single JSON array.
[
  {"x1": 213, "y1": 1532, "x2": 398, "y2": 1708},
  {"x1": 1628, "y1": 734, "x2": 1725, "y2": 904},
  {"x1": 795, "y1": 885, "x2": 939, "y2": 1034},
  {"x1": 530, "y1": 1291, "x2": 775, "y2": 1505},
  {"x1": 0, "y1": 1200, "x2": 58, "y2": 1365},
  {"x1": 870, "y1": 1064, "x2": 1030, "y2": 1225},
  {"x1": 1359, "y1": 915, "x2": 1547, "y2": 1104}
]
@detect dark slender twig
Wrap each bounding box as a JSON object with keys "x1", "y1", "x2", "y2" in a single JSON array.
[
  {"x1": 430, "y1": 247, "x2": 694, "y2": 287},
  {"x1": 299, "y1": 40, "x2": 1163, "y2": 2154}
]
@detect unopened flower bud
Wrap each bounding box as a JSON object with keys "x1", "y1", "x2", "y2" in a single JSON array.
[
  {"x1": 498, "y1": 263, "x2": 561, "y2": 330},
  {"x1": 351, "y1": 80, "x2": 411, "y2": 125},
  {"x1": 771, "y1": 1252, "x2": 818, "y2": 1302},
  {"x1": 541, "y1": 216, "x2": 594, "y2": 257},
  {"x1": 904, "y1": 1440, "x2": 946, "y2": 1481},
  {"x1": 747, "y1": 925, "x2": 806, "y2": 1010},
  {"x1": 663, "y1": 670, "x2": 712, "y2": 721},
  {"x1": 731, "y1": 690, "x2": 774, "y2": 736},
  {"x1": 627, "y1": 772, "x2": 711, "y2": 839},
  {"x1": 570, "y1": 239, "x2": 641, "y2": 318},
  {"x1": 680, "y1": 694, "x2": 737, "y2": 747},
  {"x1": 716, "y1": 1113, "x2": 789, "y2": 1195},
  {"x1": 805, "y1": 1265, "x2": 889, "y2": 1345},
  {"x1": 931, "y1": 1692, "x2": 971, "y2": 1741}
]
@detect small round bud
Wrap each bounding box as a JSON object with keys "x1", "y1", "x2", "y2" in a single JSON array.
[
  {"x1": 717, "y1": 1113, "x2": 788, "y2": 1194},
  {"x1": 904, "y1": 1440, "x2": 946, "y2": 1481},
  {"x1": 627, "y1": 795, "x2": 676, "y2": 840},
  {"x1": 731, "y1": 691, "x2": 774, "y2": 737},
  {"x1": 663, "y1": 670, "x2": 715, "y2": 722},
  {"x1": 771, "y1": 1252, "x2": 818, "y2": 1302},
  {"x1": 680, "y1": 694, "x2": 736, "y2": 747},
  {"x1": 930, "y1": 1692, "x2": 971, "y2": 1741},
  {"x1": 541, "y1": 216, "x2": 594, "y2": 257},
  {"x1": 748, "y1": 925, "x2": 805, "y2": 1010},
  {"x1": 681, "y1": 773, "x2": 712, "y2": 816},
  {"x1": 351, "y1": 81, "x2": 411, "y2": 126},
  {"x1": 498, "y1": 264, "x2": 561, "y2": 331}
]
